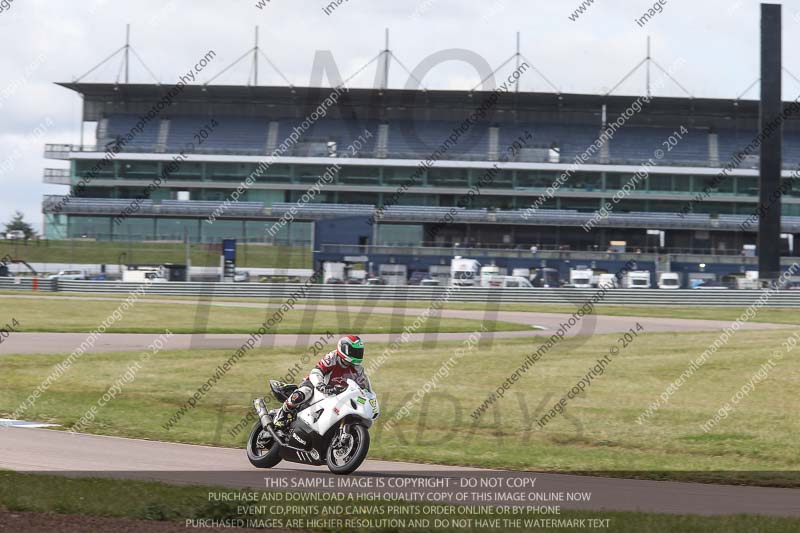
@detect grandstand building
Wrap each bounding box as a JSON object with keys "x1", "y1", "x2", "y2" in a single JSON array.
[{"x1": 42, "y1": 83, "x2": 800, "y2": 275}]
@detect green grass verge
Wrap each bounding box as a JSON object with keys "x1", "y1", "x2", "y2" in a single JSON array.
[
  {"x1": 2, "y1": 291, "x2": 798, "y2": 325},
  {"x1": 0, "y1": 296, "x2": 528, "y2": 334},
  {"x1": 2, "y1": 329, "x2": 799, "y2": 485},
  {"x1": 1, "y1": 471, "x2": 798, "y2": 532},
  {"x1": 0, "y1": 240, "x2": 311, "y2": 268}
]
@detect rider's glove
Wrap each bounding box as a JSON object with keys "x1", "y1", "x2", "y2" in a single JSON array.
[{"x1": 317, "y1": 384, "x2": 338, "y2": 396}]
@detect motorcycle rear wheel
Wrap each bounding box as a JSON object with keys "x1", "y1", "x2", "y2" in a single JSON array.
[{"x1": 246, "y1": 421, "x2": 282, "y2": 468}]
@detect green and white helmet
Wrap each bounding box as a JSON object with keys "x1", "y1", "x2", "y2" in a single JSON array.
[{"x1": 337, "y1": 335, "x2": 364, "y2": 365}]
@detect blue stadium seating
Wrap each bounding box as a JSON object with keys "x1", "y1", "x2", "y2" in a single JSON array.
[
  {"x1": 610, "y1": 127, "x2": 709, "y2": 164},
  {"x1": 103, "y1": 114, "x2": 161, "y2": 149},
  {"x1": 95, "y1": 113, "x2": 800, "y2": 170},
  {"x1": 282, "y1": 118, "x2": 380, "y2": 157},
  {"x1": 388, "y1": 120, "x2": 489, "y2": 159},
  {"x1": 783, "y1": 130, "x2": 800, "y2": 166},
  {"x1": 167, "y1": 116, "x2": 268, "y2": 153},
  {"x1": 499, "y1": 123, "x2": 608, "y2": 162},
  {"x1": 716, "y1": 128, "x2": 757, "y2": 165},
  {"x1": 716, "y1": 128, "x2": 800, "y2": 166}
]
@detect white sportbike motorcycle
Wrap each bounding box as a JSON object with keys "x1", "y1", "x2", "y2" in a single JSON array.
[{"x1": 247, "y1": 378, "x2": 379, "y2": 475}]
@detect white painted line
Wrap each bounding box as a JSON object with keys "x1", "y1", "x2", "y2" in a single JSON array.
[{"x1": 0, "y1": 418, "x2": 60, "y2": 428}]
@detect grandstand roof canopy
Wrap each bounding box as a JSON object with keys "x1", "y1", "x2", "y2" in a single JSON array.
[{"x1": 57, "y1": 82, "x2": 794, "y2": 129}]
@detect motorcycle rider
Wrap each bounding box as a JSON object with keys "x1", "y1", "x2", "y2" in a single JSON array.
[{"x1": 272, "y1": 335, "x2": 371, "y2": 429}]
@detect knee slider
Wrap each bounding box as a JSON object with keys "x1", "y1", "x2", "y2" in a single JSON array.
[{"x1": 287, "y1": 390, "x2": 306, "y2": 409}]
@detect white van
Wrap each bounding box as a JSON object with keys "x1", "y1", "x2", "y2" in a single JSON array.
[
  {"x1": 122, "y1": 266, "x2": 166, "y2": 283},
  {"x1": 501, "y1": 276, "x2": 533, "y2": 288},
  {"x1": 46, "y1": 270, "x2": 88, "y2": 281},
  {"x1": 512, "y1": 268, "x2": 531, "y2": 279},
  {"x1": 482, "y1": 275, "x2": 532, "y2": 288}
]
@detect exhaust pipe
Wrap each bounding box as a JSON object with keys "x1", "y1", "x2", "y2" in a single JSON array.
[
  {"x1": 266, "y1": 425, "x2": 291, "y2": 447},
  {"x1": 253, "y1": 398, "x2": 272, "y2": 428},
  {"x1": 252, "y1": 399, "x2": 305, "y2": 451}
]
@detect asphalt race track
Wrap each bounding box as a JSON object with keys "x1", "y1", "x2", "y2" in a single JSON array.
[
  {"x1": 0, "y1": 295, "x2": 791, "y2": 355},
  {"x1": 2, "y1": 427, "x2": 799, "y2": 517}
]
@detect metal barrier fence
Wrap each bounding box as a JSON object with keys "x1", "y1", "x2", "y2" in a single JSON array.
[
  {"x1": 0, "y1": 278, "x2": 56, "y2": 291},
  {"x1": 2, "y1": 278, "x2": 800, "y2": 306}
]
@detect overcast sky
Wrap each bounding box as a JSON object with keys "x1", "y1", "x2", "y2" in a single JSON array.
[{"x1": 1, "y1": 0, "x2": 799, "y2": 232}]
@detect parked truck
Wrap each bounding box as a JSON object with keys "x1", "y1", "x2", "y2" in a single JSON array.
[
  {"x1": 121, "y1": 265, "x2": 165, "y2": 283},
  {"x1": 378, "y1": 264, "x2": 408, "y2": 286},
  {"x1": 658, "y1": 272, "x2": 681, "y2": 289},
  {"x1": 451, "y1": 257, "x2": 481, "y2": 286},
  {"x1": 323, "y1": 262, "x2": 346, "y2": 284},
  {"x1": 480, "y1": 263, "x2": 507, "y2": 287},
  {"x1": 531, "y1": 267, "x2": 560, "y2": 288},
  {"x1": 624, "y1": 270, "x2": 652, "y2": 288},
  {"x1": 569, "y1": 266, "x2": 595, "y2": 288},
  {"x1": 429, "y1": 265, "x2": 451, "y2": 286},
  {"x1": 736, "y1": 271, "x2": 761, "y2": 290}
]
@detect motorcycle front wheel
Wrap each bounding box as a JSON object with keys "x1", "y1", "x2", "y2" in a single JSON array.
[
  {"x1": 246, "y1": 421, "x2": 282, "y2": 468},
  {"x1": 326, "y1": 424, "x2": 370, "y2": 475}
]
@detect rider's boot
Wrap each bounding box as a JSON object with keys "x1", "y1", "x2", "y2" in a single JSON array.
[
  {"x1": 272, "y1": 406, "x2": 293, "y2": 429},
  {"x1": 274, "y1": 388, "x2": 308, "y2": 430}
]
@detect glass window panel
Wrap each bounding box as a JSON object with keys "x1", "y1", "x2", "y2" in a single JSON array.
[
  {"x1": 377, "y1": 224, "x2": 423, "y2": 246},
  {"x1": 68, "y1": 216, "x2": 111, "y2": 239},
  {"x1": 201, "y1": 220, "x2": 244, "y2": 242},
  {"x1": 383, "y1": 167, "x2": 422, "y2": 186},
  {"x1": 485, "y1": 169, "x2": 513, "y2": 188},
  {"x1": 339, "y1": 165, "x2": 379, "y2": 185},
  {"x1": 155, "y1": 218, "x2": 200, "y2": 241},
  {"x1": 568, "y1": 173, "x2": 602, "y2": 191},
  {"x1": 673, "y1": 175, "x2": 691, "y2": 193},
  {"x1": 76, "y1": 159, "x2": 114, "y2": 178},
  {"x1": 738, "y1": 177, "x2": 758, "y2": 196},
  {"x1": 606, "y1": 173, "x2": 624, "y2": 190},
  {"x1": 113, "y1": 217, "x2": 155, "y2": 241},
  {"x1": 337, "y1": 191, "x2": 379, "y2": 205},
  {"x1": 649, "y1": 175, "x2": 672, "y2": 191},
  {"x1": 266, "y1": 221, "x2": 312, "y2": 246},
  {"x1": 427, "y1": 168, "x2": 468, "y2": 187}
]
